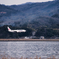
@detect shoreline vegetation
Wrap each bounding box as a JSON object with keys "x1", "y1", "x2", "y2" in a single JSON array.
[
  {"x1": 0, "y1": 55, "x2": 58, "y2": 59},
  {"x1": 0, "y1": 25, "x2": 59, "y2": 39},
  {"x1": 0, "y1": 39, "x2": 59, "y2": 41}
]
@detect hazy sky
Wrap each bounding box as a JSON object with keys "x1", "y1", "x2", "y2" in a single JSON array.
[{"x1": 0, "y1": 0, "x2": 53, "y2": 5}]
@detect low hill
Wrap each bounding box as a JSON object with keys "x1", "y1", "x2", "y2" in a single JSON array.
[{"x1": 0, "y1": 0, "x2": 59, "y2": 28}]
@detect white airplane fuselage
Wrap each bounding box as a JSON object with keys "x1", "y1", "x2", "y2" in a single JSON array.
[
  {"x1": 9, "y1": 29, "x2": 26, "y2": 32},
  {"x1": 7, "y1": 27, "x2": 26, "y2": 32}
]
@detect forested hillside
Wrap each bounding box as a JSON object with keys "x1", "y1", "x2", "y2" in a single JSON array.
[
  {"x1": 0, "y1": 0, "x2": 59, "y2": 38},
  {"x1": 0, "y1": 0, "x2": 59, "y2": 26}
]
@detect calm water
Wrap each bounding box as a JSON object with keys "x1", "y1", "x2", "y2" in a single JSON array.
[{"x1": 0, "y1": 41, "x2": 59, "y2": 58}]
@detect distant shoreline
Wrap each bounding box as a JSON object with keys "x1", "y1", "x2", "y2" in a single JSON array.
[{"x1": 0, "y1": 39, "x2": 59, "y2": 41}]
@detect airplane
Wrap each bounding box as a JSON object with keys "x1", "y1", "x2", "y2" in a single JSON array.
[{"x1": 7, "y1": 27, "x2": 26, "y2": 32}]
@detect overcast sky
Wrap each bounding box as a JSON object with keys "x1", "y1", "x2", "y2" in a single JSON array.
[{"x1": 0, "y1": 0, "x2": 53, "y2": 5}]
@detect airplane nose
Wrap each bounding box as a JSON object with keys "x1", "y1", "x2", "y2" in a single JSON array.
[{"x1": 24, "y1": 30, "x2": 26, "y2": 32}]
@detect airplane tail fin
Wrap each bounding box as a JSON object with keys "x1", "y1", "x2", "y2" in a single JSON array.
[{"x1": 7, "y1": 27, "x2": 11, "y2": 31}]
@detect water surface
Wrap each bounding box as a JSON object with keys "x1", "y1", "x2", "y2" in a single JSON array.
[{"x1": 0, "y1": 41, "x2": 59, "y2": 58}]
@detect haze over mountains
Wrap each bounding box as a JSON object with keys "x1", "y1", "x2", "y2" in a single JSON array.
[{"x1": 0, "y1": 0, "x2": 59, "y2": 28}]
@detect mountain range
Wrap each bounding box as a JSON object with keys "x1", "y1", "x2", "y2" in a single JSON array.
[{"x1": 0, "y1": 0, "x2": 59, "y2": 28}]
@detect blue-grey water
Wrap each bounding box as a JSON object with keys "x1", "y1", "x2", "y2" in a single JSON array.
[{"x1": 0, "y1": 41, "x2": 59, "y2": 58}]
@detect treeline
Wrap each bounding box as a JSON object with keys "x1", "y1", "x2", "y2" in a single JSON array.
[
  {"x1": 0, "y1": 25, "x2": 59, "y2": 39},
  {"x1": 35, "y1": 27, "x2": 59, "y2": 38}
]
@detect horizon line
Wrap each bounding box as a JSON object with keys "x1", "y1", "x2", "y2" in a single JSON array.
[{"x1": 0, "y1": 0, "x2": 54, "y2": 6}]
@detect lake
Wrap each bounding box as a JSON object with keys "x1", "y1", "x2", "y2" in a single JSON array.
[{"x1": 0, "y1": 41, "x2": 59, "y2": 58}]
